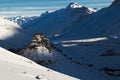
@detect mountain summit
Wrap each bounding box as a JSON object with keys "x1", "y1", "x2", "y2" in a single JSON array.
[
  {"x1": 110, "y1": 0, "x2": 120, "y2": 7},
  {"x1": 66, "y1": 2, "x2": 82, "y2": 9},
  {"x1": 65, "y1": 2, "x2": 96, "y2": 13}
]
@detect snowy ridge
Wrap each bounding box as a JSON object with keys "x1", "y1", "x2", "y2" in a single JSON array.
[
  {"x1": 0, "y1": 47, "x2": 78, "y2": 80},
  {"x1": 0, "y1": 47, "x2": 40, "y2": 68},
  {"x1": 65, "y1": 2, "x2": 96, "y2": 13}
]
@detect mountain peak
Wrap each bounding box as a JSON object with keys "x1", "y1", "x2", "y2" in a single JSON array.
[
  {"x1": 65, "y1": 2, "x2": 96, "y2": 13},
  {"x1": 66, "y1": 2, "x2": 82, "y2": 9},
  {"x1": 110, "y1": 0, "x2": 120, "y2": 7}
]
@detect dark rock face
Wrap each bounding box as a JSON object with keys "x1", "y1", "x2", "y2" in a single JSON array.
[{"x1": 110, "y1": 0, "x2": 120, "y2": 7}]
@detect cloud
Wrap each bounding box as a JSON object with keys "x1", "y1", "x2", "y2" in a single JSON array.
[
  {"x1": 0, "y1": 11, "x2": 19, "y2": 15},
  {"x1": 0, "y1": 7, "x2": 61, "y2": 11},
  {"x1": 0, "y1": 10, "x2": 54, "y2": 17}
]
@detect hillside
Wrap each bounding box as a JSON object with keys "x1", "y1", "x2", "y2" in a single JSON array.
[{"x1": 0, "y1": 47, "x2": 78, "y2": 80}]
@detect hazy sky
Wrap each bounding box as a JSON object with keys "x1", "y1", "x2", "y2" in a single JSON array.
[{"x1": 0, "y1": 0, "x2": 114, "y2": 17}]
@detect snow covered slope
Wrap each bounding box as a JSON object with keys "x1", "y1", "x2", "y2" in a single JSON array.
[
  {"x1": 0, "y1": 18, "x2": 31, "y2": 49},
  {"x1": 0, "y1": 47, "x2": 78, "y2": 80}
]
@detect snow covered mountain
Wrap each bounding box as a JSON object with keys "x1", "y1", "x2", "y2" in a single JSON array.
[
  {"x1": 57, "y1": 0, "x2": 120, "y2": 40},
  {"x1": 0, "y1": 0, "x2": 120, "y2": 80},
  {"x1": 25, "y1": 2, "x2": 96, "y2": 36},
  {"x1": 6, "y1": 2, "x2": 96, "y2": 36},
  {"x1": 0, "y1": 18, "x2": 31, "y2": 49}
]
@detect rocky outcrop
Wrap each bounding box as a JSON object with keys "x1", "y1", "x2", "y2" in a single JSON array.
[
  {"x1": 18, "y1": 33, "x2": 56, "y2": 65},
  {"x1": 29, "y1": 33, "x2": 51, "y2": 51}
]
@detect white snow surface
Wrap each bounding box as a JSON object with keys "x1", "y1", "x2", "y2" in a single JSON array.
[{"x1": 0, "y1": 47, "x2": 78, "y2": 80}]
